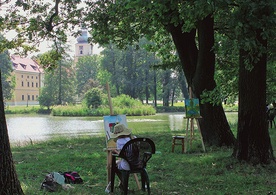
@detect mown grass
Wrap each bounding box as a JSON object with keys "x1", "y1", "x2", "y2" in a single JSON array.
[{"x1": 12, "y1": 113, "x2": 275, "y2": 195}]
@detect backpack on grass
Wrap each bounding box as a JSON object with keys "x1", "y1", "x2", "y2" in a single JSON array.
[
  {"x1": 41, "y1": 171, "x2": 83, "y2": 192},
  {"x1": 62, "y1": 171, "x2": 83, "y2": 184}
]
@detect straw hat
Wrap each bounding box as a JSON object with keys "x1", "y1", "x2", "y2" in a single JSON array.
[{"x1": 110, "y1": 123, "x2": 132, "y2": 138}]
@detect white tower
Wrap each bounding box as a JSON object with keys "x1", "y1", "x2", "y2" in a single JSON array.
[{"x1": 74, "y1": 28, "x2": 93, "y2": 63}]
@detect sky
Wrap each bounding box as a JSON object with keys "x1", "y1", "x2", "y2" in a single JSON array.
[
  {"x1": 6, "y1": 29, "x2": 103, "y2": 58},
  {"x1": 1, "y1": 0, "x2": 103, "y2": 58}
]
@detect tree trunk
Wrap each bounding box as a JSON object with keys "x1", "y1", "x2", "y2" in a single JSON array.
[
  {"x1": 178, "y1": 71, "x2": 189, "y2": 99},
  {"x1": 171, "y1": 86, "x2": 175, "y2": 106},
  {"x1": 167, "y1": 15, "x2": 236, "y2": 146},
  {"x1": 0, "y1": 72, "x2": 24, "y2": 194},
  {"x1": 233, "y1": 29, "x2": 274, "y2": 164},
  {"x1": 153, "y1": 70, "x2": 157, "y2": 107},
  {"x1": 162, "y1": 70, "x2": 170, "y2": 106}
]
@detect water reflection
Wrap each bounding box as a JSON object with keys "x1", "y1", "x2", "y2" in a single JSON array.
[
  {"x1": 6, "y1": 112, "x2": 237, "y2": 144},
  {"x1": 6, "y1": 115, "x2": 103, "y2": 144},
  {"x1": 168, "y1": 114, "x2": 186, "y2": 130}
]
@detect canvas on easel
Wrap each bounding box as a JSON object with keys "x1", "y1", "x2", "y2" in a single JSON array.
[
  {"x1": 184, "y1": 98, "x2": 206, "y2": 152},
  {"x1": 185, "y1": 98, "x2": 200, "y2": 118},
  {"x1": 103, "y1": 115, "x2": 127, "y2": 148}
]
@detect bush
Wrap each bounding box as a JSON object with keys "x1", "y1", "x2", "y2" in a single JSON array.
[{"x1": 82, "y1": 88, "x2": 106, "y2": 109}]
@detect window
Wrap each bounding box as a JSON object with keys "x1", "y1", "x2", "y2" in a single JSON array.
[
  {"x1": 22, "y1": 95, "x2": 24, "y2": 100},
  {"x1": 30, "y1": 65, "x2": 37, "y2": 71},
  {"x1": 28, "y1": 95, "x2": 30, "y2": 100},
  {"x1": 32, "y1": 95, "x2": 34, "y2": 100},
  {"x1": 20, "y1": 63, "x2": 27, "y2": 69},
  {"x1": 79, "y1": 46, "x2": 83, "y2": 54},
  {"x1": 32, "y1": 82, "x2": 34, "y2": 87},
  {"x1": 36, "y1": 83, "x2": 38, "y2": 87},
  {"x1": 21, "y1": 81, "x2": 24, "y2": 87},
  {"x1": 21, "y1": 75, "x2": 23, "y2": 78},
  {"x1": 27, "y1": 82, "x2": 30, "y2": 87}
]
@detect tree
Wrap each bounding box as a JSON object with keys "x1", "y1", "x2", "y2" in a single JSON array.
[
  {"x1": 38, "y1": 73, "x2": 57, "y2": 109},
  {"x1": 0, "y1": 72, "x2": 23, "y2": 194},
  {"x1": 85, "y1": 0, "x2": 236, "y2": 146},
  {"x1": 0, "y1": 50, "x2": 15, "y2": 102},
  {"x1": 0, "y1": 0, "x2": 83, "y2": 192},
  {"x1": 76, "y1": 55, "x2": 101, "y2": 99},
  {"x1": 3, "y1": 1, "x2": 234, "y2": 147},
  {"x1": 83, "y1": 87, "x2": 104, "y2": 109},
  {"x1": 230, "y1": 0, "x2": 275, "y2": 164},
  {"x1": 38, "y1": 50, "x2": 76, "y2": 106},
  {"x1": 101, "y1": 41, "x2": 163, "y2": 102}
]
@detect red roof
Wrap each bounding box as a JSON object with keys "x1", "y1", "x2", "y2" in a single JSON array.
[{"x1": 11, "y1": 55, "x2": 43, "y2": 73}]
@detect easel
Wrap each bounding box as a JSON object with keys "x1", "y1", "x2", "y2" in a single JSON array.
[
  {"x1": 184, "y1": 87, "x2": 206, "y2": 153},
  {"x1": 184, "y1": 116, "x2": 206, "y2": 153},
  {"x1": 104, "y1": 82, "x2": 141, "y2": 189}
]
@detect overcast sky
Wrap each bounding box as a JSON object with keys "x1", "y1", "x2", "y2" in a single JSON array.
[{"x1": 0, "y1": 1, "x2": 103, "y2": 58}]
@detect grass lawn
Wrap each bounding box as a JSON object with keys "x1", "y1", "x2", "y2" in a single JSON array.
[{"x1": 12, "y1": 114, "x2": 275, "y2": 194}]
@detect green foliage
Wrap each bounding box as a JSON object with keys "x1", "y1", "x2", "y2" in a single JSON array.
[
  {"x1": 76, "y1": 55, "x2": 101, "y2": 98},
  {"x1": 229, "y1": 0, "x2": 275, "y2": 69},
  {"x1": 101, "y1": 41, "x2": 162, "y2": 101},
  {"x1": 38, "y1": 88, "x2": 54, "y2": 109},
  {"x1": 3, "y1": 0, "x2": 83, "y2": 58},
  {"x1": 0, "y1": 49, "x2": 14, "y2": 101},
  {"x1": 5, "y1": 106, "x2": 45, "y2": 114},
  {"x1": 51, "y1": 94, "x2": 156, "y2": 116},
  {"x1": 38, "y1": 52, "x2": 76, "y2": 106},
  {"x1": 111, "y1": 94, "x2": 156, "y2": 115},
  {"x1": 112, "y1": 94, "x2": 138, "y2": 108},
  {"x1": 82, "y1": 88, "x2": 104, "y2": 109},
  {"x1": 37, "y1": 50, "x2": 62, "y2": 71},
  {"x1": 51, "y1": 105, "x2": 89, "y2": 116},
  {"x1": 200, "y1": 87, "x2": 225, "y2": 106}
]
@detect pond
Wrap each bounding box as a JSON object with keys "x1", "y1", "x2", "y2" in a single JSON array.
[{"x1": 6, "y1": 112, "x2": 238, "y2": 145}]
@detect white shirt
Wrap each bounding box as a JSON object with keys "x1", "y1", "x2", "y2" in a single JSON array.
[{"x1": 116, "y1": 137, "x2": 131, "y2": 170}]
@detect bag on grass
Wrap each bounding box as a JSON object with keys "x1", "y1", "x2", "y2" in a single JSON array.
[
  {"x1": 62, "y1": 171, "x2": 83, "y2": 184},
  {"x1": 40, "y1": 173, "x2": 58, "y2": 192}
]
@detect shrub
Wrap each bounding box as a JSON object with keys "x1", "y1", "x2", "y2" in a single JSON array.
[{"x1": 82, "y1": 88, "x2": 106, "y2": 109}]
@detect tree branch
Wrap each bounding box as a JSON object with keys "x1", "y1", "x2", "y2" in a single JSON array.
[{"x1": 46, "y1": 0, "x2": 60, "y2": 32}]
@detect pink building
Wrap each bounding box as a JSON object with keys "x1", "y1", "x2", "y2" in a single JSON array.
[{"x1": 6, "y1": 55, "x2": 44, "y2": 106}]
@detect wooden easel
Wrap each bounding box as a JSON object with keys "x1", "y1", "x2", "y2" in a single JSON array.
[
  {"x1": 184, "y1": 117, "x2": 205, "y2": 152},
  {"x1": 184, "y1": 87, "x2": 206, "y2": 153},
  {"x1": 104, "y1": 82, "x2": 140, "y2": 189}
]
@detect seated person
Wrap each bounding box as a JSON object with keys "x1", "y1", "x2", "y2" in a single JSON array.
[{"x1": 110, "y1": 123, "x2": 136, "y2": 188}]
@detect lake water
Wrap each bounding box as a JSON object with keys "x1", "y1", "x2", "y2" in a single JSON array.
[
  {"x1": 6, "y1": 113, "x2": 187, "y2": 144},
  {"x1": 6, "y1": 112, "x2": 238, "y2": 145}
]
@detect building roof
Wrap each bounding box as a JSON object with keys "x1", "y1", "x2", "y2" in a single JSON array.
[
  {"x1": 77, "y1": 28, "x2": 89, "y2": 43},
  {"x1": 11, "y1": 55, "x2": 43, "y2": 73}
]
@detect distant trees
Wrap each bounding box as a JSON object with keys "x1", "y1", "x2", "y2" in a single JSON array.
[
  {"x1": 101, "y1": 40, "x2": 184, "y2": 105},
  {"x1": 38, "y1": 50, "x2": 75, "y2": 107},
  {"x1": 0, "y1": 50, "x2": 14, "y2": 102},
  {"x1": 75, "y1": 55, "x2": 101, "y2": 99}
]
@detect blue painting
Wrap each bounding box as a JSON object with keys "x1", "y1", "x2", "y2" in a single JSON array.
[{"x1": 185, "y1": 98, "x2": 200, "y2": 118}]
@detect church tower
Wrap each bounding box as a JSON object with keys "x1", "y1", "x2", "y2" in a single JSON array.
[{"x1": 74, "y1": 27, "x2": 93, "y2": 63}]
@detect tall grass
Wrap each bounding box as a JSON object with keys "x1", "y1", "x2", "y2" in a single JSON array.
[
  {"x1": 5, "y1": 105, "x2": 45, "y2": 114},
  {"x1": 12, "y1": 113, "x2": 275, "y2": 195},
  {"x1": 51, "y1": 95, "x2": 156, "y2": 116}
]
